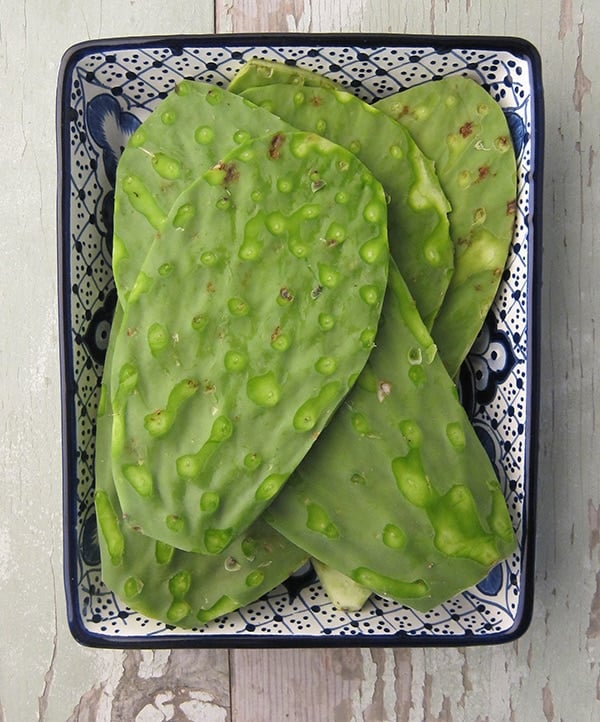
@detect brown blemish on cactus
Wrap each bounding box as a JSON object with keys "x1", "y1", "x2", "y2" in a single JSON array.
[
  {"x1": 279, "y1": 287, "x2": 294, "y2": 302},
  {"x1": 507, "y1": 199, "x2": 517, "y2": 215},
  {"x1": 268, "y1": 132, "x2": 286, "y2": 159},
  {"x1": 460, "y1": 121, "x2": 474, "y2": 138},
  {"x1": 477, "y1": 165, "x2": 491, "y2": 181}
]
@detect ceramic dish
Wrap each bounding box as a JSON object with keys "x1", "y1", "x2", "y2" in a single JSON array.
[{"x1": 57, "y1": 33, "x2": 543, "y2": 647}]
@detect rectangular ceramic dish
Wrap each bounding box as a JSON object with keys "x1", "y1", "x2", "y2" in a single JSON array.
[{"x1": 57, "y1": 33, "x2": 543, "y2": 647}]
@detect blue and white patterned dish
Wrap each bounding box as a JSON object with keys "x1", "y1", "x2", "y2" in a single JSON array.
[{"x1": 57, "y1": 33, "x2": 543, "y2": 647}]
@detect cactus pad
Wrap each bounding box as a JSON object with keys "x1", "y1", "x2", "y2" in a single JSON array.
[
  {"x1": 95, "y1": 314, "x2": 308, "y2": 627},
  {"x1": 228, "y1": 58, "x2": 344, "y2": 94},
  {"x1": 239, "y1": 83, "x2": 453, "y2": 329},
  {"x1": 110, "y1": 130, "x2": 389, "y2": 554},
  {"x1": 375, "y1": 76, "x2": 517, "y2": 377},
  {"x1": 266, "y1": 262, "x2": 516, "y2": 611},
  {"x1": 112, "y1": 79, "x2": 297, "y2": 302}
]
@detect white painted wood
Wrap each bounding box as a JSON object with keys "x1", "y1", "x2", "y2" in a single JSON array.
[{"x1": 1, "y1": 0, "x2": 598, "y2": 719}]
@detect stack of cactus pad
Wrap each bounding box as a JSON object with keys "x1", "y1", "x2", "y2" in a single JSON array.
[{"x1": 94, "y1": 59, "x2": 519, "y2": 628}]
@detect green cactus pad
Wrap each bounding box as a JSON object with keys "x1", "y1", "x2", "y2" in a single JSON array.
[
  {"x1": 239, "y1": 84, "x2": 453, "y2": 329},
  {"x1": 113, "y1": 79, "x2": 297, "y2": 302},
  {"x1": 266, "y1": 262, "x2": 516, "y2": 612},
  {"x1": 228, "y1": 58, "x2": 344, "y2": 94},
  {"x1": 375, "y1": 76, "x2": 517, "y2": 377},
  {"x1": 110, "y1": 130, "x2": 389, "y2": 554},
  {"x1": 95, "y1": 313, "x2": 308, "y2": 628}
]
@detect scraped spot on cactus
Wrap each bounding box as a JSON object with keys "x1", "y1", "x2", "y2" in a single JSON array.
[
  {"x1": 158, "y1": 262, "x2": 173, "y2": 277},
  {"x1": 155, "y1": 540, "x2": 175, "y2": 565},
  {"x1": 348, "y1": 139, "x2": 361, "y2": 154},
  {"x1": 172, "y1": 202, "x2": 195, "y2": 229},
  {"x1": 318, "y1": 263, "x2": 340, "y2": 288},
  {"x1": 130, "y1": 127, "x2": 147, "y2": 145},
  {"x1": 316, "y1": 119, "x2": 327, "y2": 134},
  {"x1": 318, "y1": 313, "x2": 335, "y2": 331},
  {"x1": 428, "y1": 485, "x2": 499, "y2": 565},
  {"x1": 293, "y1": 91, "x2": 305, "y2": 106},
  {"x1": 363, "y1": 201, "x2": 384, "y2": 223},
  {"x1": 351, "y1": 412, "x2": 371, "y2": 435},
  {"x1": 200, "y1": 491, "x2": 220, "y2": 514},
  {"x1": 446, "y1": 422, "x2": 466, "y2": 451},
  {"x1": 144, "y1": 408, "x2": 172, "y2": 437},
  {"x1": 351, "y1": 472, "x2": 367, "y2": 485},
  {"x1": 266, "y1": 211, "x2": 286, "y2": 235},
  {"x1": 224, "y1": 350, "x2": 248, "y2": 372},
  {"x1": 473, "y1": 207, "x2": 487, "y2": 225},
  {"x1": 167, "y1": 600, "x2": 191, "y2": 623},
  {"x1": 487, "y1": 483, "x2": 516, "y2": 542},
  {"x1": 315, "y1": 356, "x2": 337, "y2": 375},
  {"x1": 458, "y1": 169, "x2": 472, "y2": 188},
  {"x1": 123, "y1": 576, "x2": 144, "y2": 599},
  {"x1": 228, "y1": 296, "x2": 250, "y2": 316},
  {"x1": 507, "y1": 199, "x2": 517, "y2": 215},
  {"x1": 244, "y1": 452, "x2": 263, "y2": 471},
  {"x1": 239, "y1": 238, "x2": 262, "y2": 261},
  {"x1": 423, "y1": 241, "x2": 442, "y2": 266},
  {"x1": 241, "y1": 537, "x2": 258, "y2": 562},
  {"x1": 247, "y1": 372, "x2": 282, "y2": 407},
  {"x1": 352, "y1": 568, "x2": 429, "y2": 599},
  {"x1": 95, "y1": 491, "x2": 124, "y2": 565},
  {"x1": 382, "y1": 524, "x2": 407, "y2": 550},
  {"x1": 246, "y1": 570, "x2": 265, "y2": 588},
  {"x1": 494, "y1": 134, "x2": 510, "y2": 152},
  {"x1": 216, "y1": 196, "x2": 232, "y2": 210},
  {"x1": 359, "y1": 236, "x2": 386, "y2": 264},
  {"x1": 306, "y1": 502, "x2": 340, "y2": 539},
  {"x1": 122, "y1": 464, "x2": 153, "y2": 498},
  {"x1": 326, "y1": 222, "x2": 346, "y2": 244},
  {"x1": 268, "y1": 132, "x2": 286, "y2": 159},
  {"x1": 233, "y1": 129, "x2": 251, "y2": 145},
  {"x1": 205, "y1": 87, "x2": 223, "y2": 105},
  {"x1": 277, "y1": 177, "x2": 293, "y2": 193},
  {"x1": 360, "y1": 285, "x2": 380, "y2": 306},
  {"x1": 205, "y1": 528, "x2": 233, "y2": 554},
  {"x1": 377, "y1": 380, "x2": 392, "y2": 402},
  {"x1": 288, "y1": 237, "x2": 308, "y2": 258},
  {"x1": 166, "y1": 515, "x2": 184, "y2": 533},
  {"x1": 151, "y1": 152, "x2": 182, "y2": 180},
  {"x1": 301, "y1": 203, "x2": 321, "y2": 219},
  {"x1": 192, "y1": 313, "x2": 208, "y2": 332},
  {"x1": 255, "y1": 473, "x2": 287, "y2": 501},
  {"x1": 311, "y1": 286, "x2": 323, "y2": 300},
  {"x1": 271, "y1": 330, "x2": 291, "y2": 351},
  {"x1": 360, "y1": 327, "x2": 376, "y2": 349},
  {"x1": 194, "y1": 125, "x2": 214, "y2": 144},
  {"x1": 293, "y1": 382, "x2": 340, "y2": 431},
  {"x1": 408, "y1": 365, "x2": 426, "y2": 387},
  {"x1": 392, "y1": 450, "x2": 433, "y2": 508},
  {"x1": 399, "y1": 420, "x2": 423, "y2": 449}
]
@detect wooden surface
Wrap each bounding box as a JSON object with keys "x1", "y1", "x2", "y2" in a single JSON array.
[{"x1": 1, "y1": 0, "x2": 599, "y2": 720}]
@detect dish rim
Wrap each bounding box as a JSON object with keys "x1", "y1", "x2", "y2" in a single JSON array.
[{"x1": 57, "y1": 31, "x2": 544, "y2": 648}]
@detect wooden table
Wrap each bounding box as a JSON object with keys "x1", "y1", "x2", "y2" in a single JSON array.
[{"x1": 1, "y1": 1, "x2": 598, "y2": 720}]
